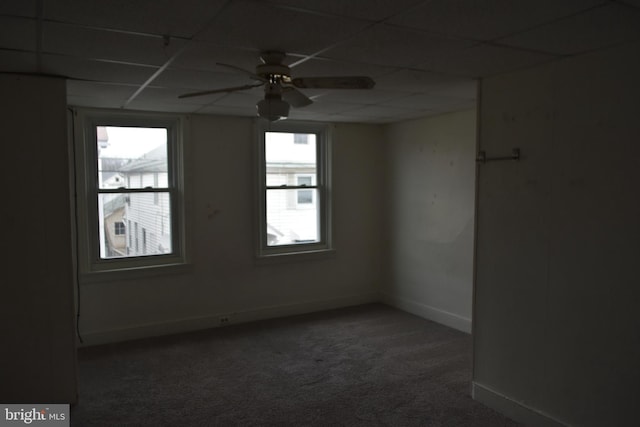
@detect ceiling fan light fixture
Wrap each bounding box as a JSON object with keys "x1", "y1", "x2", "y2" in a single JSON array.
[
  {"x1": 257, "y1": 97, "x2": 290, "y2": 121},
  {"x1": 178, "y1": 51, "x2": 376, "y2": 118}
]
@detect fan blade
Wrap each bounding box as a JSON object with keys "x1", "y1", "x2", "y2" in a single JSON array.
[
  {"x1": 282, "y1": 87, "x2": 313, "y2": 108},
  {"x1": 292, "y1": 76, "x2": 375, "y2": 90},
  {"x1": 178, "y1": 82, "x2": 264, "y2": 99},
  {"x1": 216, "y1": 62, "x2": 266, "y2": 82}
]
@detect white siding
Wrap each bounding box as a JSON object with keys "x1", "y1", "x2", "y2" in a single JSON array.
[{"x1": 125, "y1": 171, "x2": 171, "y2": 256}]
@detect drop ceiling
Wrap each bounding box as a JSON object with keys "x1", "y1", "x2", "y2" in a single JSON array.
[{"x1": 1, "y1": 0, "x2": 639, "y2": 123}]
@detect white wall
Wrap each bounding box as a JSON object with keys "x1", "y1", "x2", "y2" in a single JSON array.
[
  {"x1": 77, "y1": 116, "x2": 386, "y2": 344},
  {"x1": 473, "y1": 41, "x2": 640, "y2": 427},
  {"x1": 0, "y1": 74, "x2": 77, "y2": 403},
  {"x1": 382, "y1": 110, "x2": 477, "y2": 333}
]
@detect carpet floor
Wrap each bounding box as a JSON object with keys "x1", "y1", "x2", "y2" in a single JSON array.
[{"x1": 71, "y1": 303, "x2": 521, "y2": 426}]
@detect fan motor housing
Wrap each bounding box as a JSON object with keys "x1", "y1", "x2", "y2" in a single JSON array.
[{"x1": 256, "y1": 63, "x2": 291, "y2": 81}]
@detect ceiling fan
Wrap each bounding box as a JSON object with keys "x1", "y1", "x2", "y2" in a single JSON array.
[{"x1": 178, "y1": 51, "x2": 375, "y2": 121}]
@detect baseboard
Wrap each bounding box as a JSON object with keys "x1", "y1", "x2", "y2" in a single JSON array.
[
  {"x1": 79, "y1": 292, "x2": 379, "y2": 347},
  {"x1": 380, "y1": 292, "x2": 472, "y2": 333},
  {"x1": 472, "y1": 382, "x2": 569, "y2": 427}
]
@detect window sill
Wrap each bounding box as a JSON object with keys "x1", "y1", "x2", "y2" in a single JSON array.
[
  {"x1": 79, "y1": 262, "x2": 192, "y2": 284},
  {"x1": 255, "y1": 248, "x2": 336, "y2": 265}
]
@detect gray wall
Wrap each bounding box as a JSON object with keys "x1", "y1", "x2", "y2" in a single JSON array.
[
  {"x1": 0, "y1": 74, "x2": 77, "y2": 403},
  {"x1": 77, "y1": 117, "x2": 386, "y2": 344},
  {"x1": 383, "y1": 110, "x2": 477, "y2": 333},
  {"x1": 473, "y1": 41, "x2": 640, "y2": 426}
]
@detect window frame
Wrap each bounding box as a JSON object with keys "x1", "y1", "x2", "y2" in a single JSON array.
[
  {"x1": 73, "y1": 109, "x2": 188, "y2": 276},
  {"x1": 256, "y1": 120, "x2": 333, "y2": 258}
]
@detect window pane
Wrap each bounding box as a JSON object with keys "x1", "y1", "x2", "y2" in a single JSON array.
[
  {"x1": 266, "y1": 188, "x2": 319, "y2": 246},
  {"x1": 297, "y1": 176, "x2": 312, "y2": 186},
  {"x1": 114, "y1": 222, "x2": 125, "y2": 235},
  {"x1": 98, "y1": 192, "x2": 172, "y2": 258},
  {"x1": 293, "y1": 133, "x2": 309, "y2": 144},
  {"x1": 297, "y1": 189, "x2": 313, "y2": 204},
  {"x1": 265, "y1": 132, "x2": 316, "y2": 185},
  {"x1": 97, "y1": 126, "x2": 168, "y2": 189}
]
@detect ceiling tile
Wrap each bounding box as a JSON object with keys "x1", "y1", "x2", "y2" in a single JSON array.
[
  {"x1": 171, "y1": 42, "x2": 263, "y2": 72},
  {"x1": 67, "y1": 81, "x2": 136, "y2": 108},
  {"x1": 285, "y1": 109, "x2": 367, "y2": 123},
  {"x1": 0, "y1": 1, "x2": 38, "y2": 17},
  {"x1": 45, "y1": 0, "x2": 229, "y2": 38},
  {"x1": 381, "y1": 93, "x2": 474, "y2": 111},
  {"x1": 67, "y1": 80, "x2": 134, "y2": 96},
  {"x1": 289, "y1": 57, "x2": 394, "y2": 80},
  {"x1": 397, "y1": 110, "x2": 453, "y2": 122},
  {"x1": 69, "y1": 83, "x2": 206, "y2": 114},
  {"x1": 497, "y1": 3, "x2": 640, "y2": 55},
  {"x1": 135, "y1": 87, "x2": 222, "y2": 106},
  {"x1": 307, "y1": 88, "x2": 405, "y2": 105},
  {"x1": 41, "y1": 54, "x2": 157, "y2": 84},
  {"x1": 334, "y1": 104, "x2": 424, "y2": 121},
  {"x1": 417, "y1": 43, "x2": 557, "y2": 78},
  {"x1": 196, "y1": 104, "x2": 258, "y2": 117},
  {"x1": 67, "y1": 95, "x2": 122, "y2": 109},
  {"x1": 207, "y1": 91, "x2": 266, "y2": 115},
  {"x1": 43, "y1": 22, "x2": 187, "y2": 67},
  {"x1": 0, "y1": 16, "x2": 37, "y2": 51},
  {"x1": 375, "y1": 69, "x2": 476, "y2": 97},
  {"x1": 388, "y1": 0, "x2": 607, "y2": 41},
  {"x1": 322, "y1": 24, "x2": 473, "y2": 68},
  {"x1": 619, "y1": 0, "x2": 640, "y2": 8},
  {"x1": 296, "y1": 99, "x2": 358, "y2": 114},
  {"x1": 155, "y1": 68, "x2": 261, "y2": 93},
  {"x1": 286, "y1": 110, "x2": 338, "y2": 121},
  {"x1": 195, "y1": 0, "x2": 370, "y2": 55},
  {"x1": 421, "y1": 79, "x2": 477, "y2": 99},
  {"x1": 322, "y1": 112, "x2": 381, "y2": 123},
  {"x1": 260, "y1": 0, "x2": 425, "y2": 21},
  {"x1": 0, "y1": 49, "x2": 38, "y2": 72},
  {"x1": 126, "y1": 101, "x2": 202, "y2": 114}
]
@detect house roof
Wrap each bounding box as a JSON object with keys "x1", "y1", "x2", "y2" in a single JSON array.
[{"x1": 120, "y1": 146, "x2": 167, "y2": 173}]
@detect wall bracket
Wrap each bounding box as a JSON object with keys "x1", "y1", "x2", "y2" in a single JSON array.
[{"x1": 476, "y1": 148, "x2": 520, "y2": 163}]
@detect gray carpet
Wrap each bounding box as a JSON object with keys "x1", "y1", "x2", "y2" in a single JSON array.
[{"x1": 71, "y1": 303, "x2": 520, "y2": 426}]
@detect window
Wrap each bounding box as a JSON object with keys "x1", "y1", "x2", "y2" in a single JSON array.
[
  {"x1": 293, "y1": 133, "x2": 309, "y2": 145},
  {"x1": 73, "y1": 110, "x2": 187, "y2": 274},
  {"x1": 114, "y1": 221, "x2": 125, "y2": 235},
  {"x1": 296, "y1": 175, "x2": 314, "y2": 205},
  {"x1": 257, "y1": 121, "x2": 332, "y2": 256}
]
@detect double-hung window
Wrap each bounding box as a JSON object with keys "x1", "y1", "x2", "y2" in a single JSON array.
[
  {"x1": 73, "y1": 110, "x2": 187, "y2": 274},
  {"x1": 257, "y1": 121, "x2": 332, "y2": 256}
]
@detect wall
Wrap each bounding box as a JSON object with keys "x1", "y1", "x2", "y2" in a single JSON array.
[
  {"x1": 77, "y1": 116, "x2": 386, "y2": 344},
  {"x1": 473, "y1": 41, "x2": 640, "y2": 426},
  {"x1": 382, "y1": 110, "x2": 477, "y2": 333},
  {"x1": 0, "y1": 74, "x2": 77, "y2": 403}
]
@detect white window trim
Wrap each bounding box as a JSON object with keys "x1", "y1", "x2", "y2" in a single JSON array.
[
  {"x1": 72, "y1": 108, "x2": 189, "y2": 278},
  {"x1": 255, "y1": 120, "x2": 334, "y2": 259}
]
